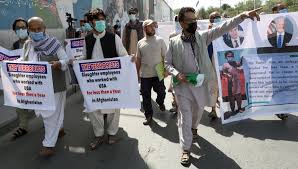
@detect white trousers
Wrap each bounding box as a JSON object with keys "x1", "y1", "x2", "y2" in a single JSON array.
[
  {"x1": 35, "y1": 91, "x2": 66, "y2": 147},
  {"x1": 89, "y1": 109, "x2": 120, "y2": 137},
  {"x1": 175, "y1": 84, "x2": 206, "y2": 151}
]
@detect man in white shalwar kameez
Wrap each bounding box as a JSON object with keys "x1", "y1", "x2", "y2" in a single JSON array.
[
  {"x1": 77, "y1": 8, "x2": 130, "y2": 150},
  {"x1": 19, "y1": 17, "x2": 69, "y2": 156},
  {"x1": 165, "y1": 7, "x2": 261, "y2": 165}
]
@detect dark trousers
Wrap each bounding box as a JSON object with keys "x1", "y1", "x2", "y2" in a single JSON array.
[
  {"x1": 228, "y1": 93, "x2": 242, "y2": 112},
  {"x1": 141, "y1": 77, "x2": 166, "y2": 118}
]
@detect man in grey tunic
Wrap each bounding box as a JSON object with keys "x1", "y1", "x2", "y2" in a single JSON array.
[
  {"x1": 165, "y1": 7, "x2": 261, "y2": 165},
  {"x1": 19, "y1": 17, "x2": 69, "y2": 156}
]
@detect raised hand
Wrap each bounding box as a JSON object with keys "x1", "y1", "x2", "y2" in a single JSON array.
[{"x1": 241, "y1": 7, "x2": 262, "y2": 21}]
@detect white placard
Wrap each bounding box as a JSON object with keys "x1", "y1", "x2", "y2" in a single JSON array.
[
  {"x1": 73, "y1": 56, "x2": 140, "y2": 111},
  {"x1": 1, "y1": 61, "x2": 55, "y2": 111},
  {"x1": 0, "y1": 46, "x2": 23, "y2": 89}
]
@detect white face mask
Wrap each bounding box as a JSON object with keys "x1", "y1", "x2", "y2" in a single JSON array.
[
  {"x1": 213, "y1": 18, "x2": 225, "y2": 27},
  {"x1": 175, "y1": 22, "x2": 182, "y2": 33},
  {"x1": 227, "y1": 57, "x2": 234, "y2": 62},
  {"x1": 129, "y1": 14, "x2": 136, "y2": 21},
  {"x1": 16, "y1": 29, "x2": 28, "y2": 40}
]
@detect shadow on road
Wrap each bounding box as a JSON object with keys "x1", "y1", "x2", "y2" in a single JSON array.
[
  {"x1": 0, "y1": 92, "x2": 150, "y2": 169},
  {"x1": 201, "y1": 111, "x2": 298, "y2": 142},
  {"x1": 190, "y1": 136, "x2": 241, "y2": 169},
  {"x1": 140, "y1": 99, "x2": 179, "y2": 143}
]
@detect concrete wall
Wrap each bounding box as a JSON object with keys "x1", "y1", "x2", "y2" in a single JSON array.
[
  {"x1": 154, "y1": 0, "x2": 174, "y2": 22},
  {"x1": 0, "y1": 0, "x2": 173, "y2": 48}
]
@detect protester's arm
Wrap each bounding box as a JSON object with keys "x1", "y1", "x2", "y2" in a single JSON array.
[
  {"x1": 54, "y1": 47, "x2": 70, "y2": 71},
  {"x1": 122, "y1": 26, "x2": 127, "y2": 49},
  {"x1": 165, "y1": 40, "x2": 179, "y2": 77},
  {"x1": 203, "y1": 8, "x2": 261, "y2": 45},
  {"x1": 16, "y1": 42, "x2": 29, "y2": 61},
  {"x1": 115, "y1": 34, "x2": 128, "y2": 57},
  {"x1": 203, "y1": 15, "x2": 243, "y2": 45},
  {"x1": 135, "y1": 42, "x2": 141, "y2": 78},
  {"x1": 161, "y1": 39, "x2": 167, "y2": 61}
]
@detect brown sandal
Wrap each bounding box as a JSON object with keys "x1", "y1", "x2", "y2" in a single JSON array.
[
  {"x1": 107, "y1": 135, "x2": 120, "y2": 145},
  {"x1": 40, "y1": 147, "x2": 55, "y2": 157},
  {"x1": 58, "y1": 128, "x2": 66, "y2": 138},
  {"x1": 181, "y1": 151, "x2": 190, "y2": 165},
  {"x1": 89, "y1": 136, "x2": 104, "y2": 150}
]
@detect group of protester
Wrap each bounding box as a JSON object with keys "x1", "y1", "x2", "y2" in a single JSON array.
[{"x1": 5, "y1": 2, "x2": 290, "y2": 166}]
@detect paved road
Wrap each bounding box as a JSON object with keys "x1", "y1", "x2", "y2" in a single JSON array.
[{"x1": 1, "y1": 78, "x2": 298, "y2": 169}]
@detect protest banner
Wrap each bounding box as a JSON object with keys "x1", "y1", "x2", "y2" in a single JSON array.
[
  {"x1": 1, "y1": 61, "x2": 55, "y2": 111},
  {"x1": 213, "y1": 12, "x2": 298, "y2": 124},
  {"x1": 65, "y1": 38, "x2": 84, "y2": 59},
  {"x1": 73, "y1": 56, "x2": 140, "y2": 111},
  {"x1": 0, "y1": 46, "x2": 23, "y2": 89},
  {"x1": 65, "y1": 38, "x2": 85, "y2": 85}
]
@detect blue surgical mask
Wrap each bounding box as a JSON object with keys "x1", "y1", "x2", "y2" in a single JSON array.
[
  {"x1": 16, "y1": 29, "x2": 28, "y2": 39},
  {"x1": 84, "y1": 23, "x2": 93, "y2": 31},
  {"x1": 214, "y1": 18, "x2": 221, "y2": 23},
  {"x1": 29, "y1": 32, "x2": 46, "y2": 42},
  {"x1": 81, "y1": 25, "x2": 86, "y2": 32},
  {"x1": 94, "y1": 21, "x2": 106, "y2": 33},
  {"x1": 129, "y1": 14, "x2": 136, "y2": 22},
  {"x1": 279, "y1": 9, "x2": 288, "y2": 13}
]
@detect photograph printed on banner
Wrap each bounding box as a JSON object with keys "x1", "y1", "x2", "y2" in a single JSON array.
[
  {"x1": 267, "y1": 16, "x2": 294, "y2": 48},
  {"x1": 213, "y1": 12, "x2": 298, "y2": 124},
  {"x1": 217, "y1": 50, "x2": 248, "y2": 120},
  {"x1": 223, "y1": 25, "x2": 245, "y2": 48}
]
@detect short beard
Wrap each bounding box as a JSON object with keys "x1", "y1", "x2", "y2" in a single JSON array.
[{"x1": 146, "y1": 32, "x2": 155, "y2": 36}]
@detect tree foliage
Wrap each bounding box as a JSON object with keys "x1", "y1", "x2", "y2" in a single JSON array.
[{"x1": 194, "y1": 0, "x2": 298, "y2": 19}]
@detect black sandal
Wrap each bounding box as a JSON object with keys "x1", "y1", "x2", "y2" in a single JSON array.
[
  {"x1": 276, "y1": 114, "x2": 288, "y2": 120},
  {"x1": 89, "y1": 136, "x2": 104, "y2": 150},
  {"x1": 11, "y1": 128, "x2": 28, "y2": 141},
  {"x1": 208, "y1": 110, "x2": 217, "y2": 121}
]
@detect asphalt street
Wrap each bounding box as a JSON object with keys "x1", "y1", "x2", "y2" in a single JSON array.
[{"x1": 0, "y1": 78, "x2": 298, "y2": 169}]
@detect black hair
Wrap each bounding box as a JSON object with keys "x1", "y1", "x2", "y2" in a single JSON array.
[
  {"x1": 272, "y1": 3, "x2": 287, "y2": 12},
  {"x1": 224, "y1": 51, "x2": 234, "y2": 58},
  {"x1": 84, "y1": 12, "x2": 90, "y2": 17},
  {"x1": 178, "y1": 7, "x2": 195, "y2": 22},
  {"x1": 88, "y1": 8, "x2": 106, "y2": 22},
  {"x1": 174, "y1": 15, "x2": 178, "y2": 22},
  {"x1": 113, "y1": 24, "x2": 119, "y2": 29},
  {"x1": 209, "y1": 11, "x2": 221, "y2": 23},
  {"x1": 128, "y1": 8, "x2": 138, "y2": 15},
  {"x1": 12, "y1": 17, "x2": 28, "y2": 31}
]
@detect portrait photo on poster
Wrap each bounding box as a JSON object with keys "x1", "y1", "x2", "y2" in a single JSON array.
[
  {"x1": 223, "y1": 25, "x2": 245, "y2": 48},
  {"x1": 217, "y1": 50, "x2": 248, "y2": 120},
  {"x1": 267, "y1": 16, "x2": 294, "y2": 48}
]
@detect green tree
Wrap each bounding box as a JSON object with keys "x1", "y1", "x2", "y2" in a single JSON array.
[
  {"x1": 173, "y1": 0, "x2": 298, "y2": 20},
  {"x1": 197, "y1": 7, "x2": 208, "y2": 19},
  {"x1": 221, "y1": 4, "x2": 231, "y2": 11},
  {"x1": 174, "y1": 8, "x2": 181, "y2": 15}
]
